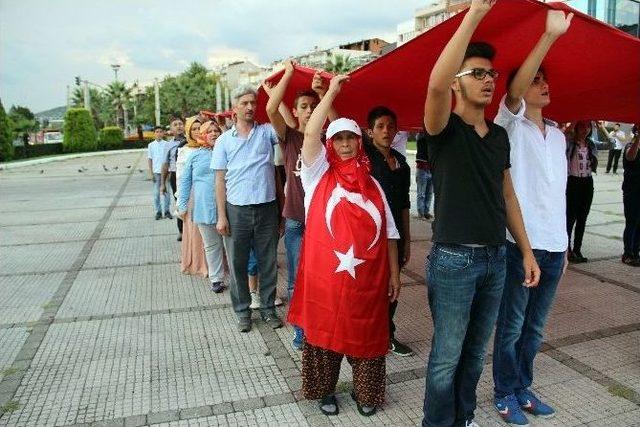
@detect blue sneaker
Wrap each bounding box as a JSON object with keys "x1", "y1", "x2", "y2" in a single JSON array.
[
  {"x1": 292, "y1": 326, "x2": 304, "y2": 351},
  {"x1": 494, "y1": 394, "x2": 530, "y2": 426},
  {"x1": 516, "y1": 389, "x2": 555, "y2": 419}
]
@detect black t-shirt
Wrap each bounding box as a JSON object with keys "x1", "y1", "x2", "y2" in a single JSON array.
[
  {"x1": 426, "y1": 113, "x2": 511, "y2": 245},
  {"x1": 364, "y1": 143, "x2": 411, "y2": 241},
  {"x1": 622, "y1": 144, "x2": 640, "y2": 195}
]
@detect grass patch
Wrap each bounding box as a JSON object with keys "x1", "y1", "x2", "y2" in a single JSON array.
[
  {"x1": 608, "y1": 384, "x2": 637, "y2": 401},
  {"x1": 0, "y1": 367, "x2": 19, "y2": 377},
  {"x1": 0, "y1": 400, "x2": 21, "y2": 414},
  {"x1": 41, "y1": 301, "x2": 57, "y2": 309}
]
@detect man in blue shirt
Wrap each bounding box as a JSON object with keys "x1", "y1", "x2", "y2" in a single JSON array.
[
  {"x1": 211, "y1": 85, "x2": 282, "y2": 333},
  {"x1": 147, "y1": 126, "x2": 172, "y2": 220}
]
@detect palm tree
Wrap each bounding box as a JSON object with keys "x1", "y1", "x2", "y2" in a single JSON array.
[
  {"x1": 105, "y1": 81, "x2": 132, "y2": 128},
  {"x1": 326, "y1": 53, "x2": 358, "y2": 73}
]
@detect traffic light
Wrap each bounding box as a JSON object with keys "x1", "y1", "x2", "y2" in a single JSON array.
[{"x1": 75, "y1": 76, "x2": 81, "y2": 86}]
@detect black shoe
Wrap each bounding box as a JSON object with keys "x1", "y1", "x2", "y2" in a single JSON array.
[
  {"x1": 351, "y1": 392, "x2": 376, "y2": 417},
  {"x1": 237, "y1": 317, "x2": 252, "y2": 333},
  {"x1": 621, "y1": 255, "x2": 640, "y2": 267},
  {"x1": 164, "y1": 211, "x2": 173, "y2": 219},
  {"x1": 389, "y1": 338, "x2": 414, "y2": 357},
  {"x1": 573, "y1": 251, "x2": 588, "y2": 263},
  {"x1": 155, "y1": 212, "x2": 162, "y2": 220},
  {"x1": 210, "y1": 281, "x2": 225, "y2": 293},
  {"x1": 261, "y1": 313, "x2": 283, "y2": 329},
  {"x1": 319, "y1": 395, "x2": 339, "y2": 416},
  {"x1": 568, "y1": 251, "x2": 579, "y2": 263}
]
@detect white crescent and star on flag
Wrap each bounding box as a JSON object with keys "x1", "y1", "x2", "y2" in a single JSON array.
[{"x1": 325, "y1": 183, "x2": 382, "y2": 279}]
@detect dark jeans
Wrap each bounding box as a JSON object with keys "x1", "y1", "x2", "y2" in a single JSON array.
[
  {"x1": 223, "y1": 201, "x2": 279, "y2": 318},
  {"x1": 169, "y1": 172, "x2": 183, "y2": 234},
  {"x1": 566, "y1": 176, "x2": 594, "y2": 253},
  {"x1": 389, "y1": 236, "x2": 406, "y2": 340},
  {"x1": 493, "y1": 242, "x2": 565, "y2": 398},
  {"x1": 606, "y1": 149, "x2": 622, "y2": 173},
  {"x1": 422, "y1": 243, "x2": 506, "y2": 427},
  {"x1": 623, "y1": 190, "x2": 640, "y2": 257}
]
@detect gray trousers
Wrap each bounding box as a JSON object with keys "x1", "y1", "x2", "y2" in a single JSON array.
[{"x1": 223, "y1": 201, "x2": 279, "y2": 319}]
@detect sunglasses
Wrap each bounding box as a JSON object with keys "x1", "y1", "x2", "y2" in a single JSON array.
[{"x1": 455, "y1": 68, "x2": 500, "y2": 80}]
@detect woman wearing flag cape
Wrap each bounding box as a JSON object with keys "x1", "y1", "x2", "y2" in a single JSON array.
[{"x1": 287, "y1": 74, "x2": 402, "y2": 417}]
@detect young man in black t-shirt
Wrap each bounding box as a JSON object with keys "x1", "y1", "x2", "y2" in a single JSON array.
[
  {"x1": 364, "y1": 106, "x2": 414, "y2": 357},
  {"x1": 420, "y1": 1, "x2": 540, "y2": 427}
]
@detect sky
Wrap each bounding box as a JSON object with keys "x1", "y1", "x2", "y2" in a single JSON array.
[{"x1": 0, "y1": 0, "x2": 427, "y2": 113}]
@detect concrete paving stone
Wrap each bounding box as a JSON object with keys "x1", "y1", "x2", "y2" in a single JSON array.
[
  {"x1": 0, "y1": 197, "x2": 116, "y2": 214},
  {"x1": 572, "y1": 232, "x2": 625, "y2": 261},
  {"x1": 572, "y1": 259, "x2": 640, "y2": 290},
  {"x1": 161, "y1": 403, "x2": 308, "y2": 427},
  {"x1": 110, "y1": 205, "x2": 168, "y2": 221},
  {"x1": 122, "y1": 414, "x2": 147, "y2": 427},
  {"x1": 586, "y1": 210, "x2": 625, "y2": 227},
  {"x1": 0, "y1": 221, "x2": 100, "y2": 246},
  {"x1": 0, "y1": 241, "x2": 87, "y2": 275},
  {"x1": 147, "y1": 410, "x2": 179, "y2": 424},
  {"x1": 586, "y1": 409, "x2": 640, "y2": 426},
  {"x1": 0, "y1": 273, "x2": 65, "y2": 324},
  {"x1": 57, "y1": 264, "x2": 225, "y2": 318},
  {"x1": 1, "y1": 310, "x2": 289, "y2": 426},
  {"x1": 101, "y1": 218, "x2": 177, "y2": 239},
  {"x1": 83, "y1": 235, "x2": 179, "y2": 269},
  {"x1": 0, "y1": 207, "x2": 107, "y2": 228}
]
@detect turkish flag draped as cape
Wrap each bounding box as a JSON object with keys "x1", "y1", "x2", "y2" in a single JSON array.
[
  {"x1": 256, "y1": 0, "x2": 640, "y2": 129},
  {"x1": 287, "y1": 144, "x2": 391, "y2": 358}
]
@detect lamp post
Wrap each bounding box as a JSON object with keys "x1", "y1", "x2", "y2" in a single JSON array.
[{"x1": 111, "y1": 64, "x2": 121, "y2": 82}]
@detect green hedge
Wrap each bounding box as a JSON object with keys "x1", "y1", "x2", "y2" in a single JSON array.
[
  {"x1": 63, "y1": 108, "x2": 97, "y2": 152},
  {"x1": 99, "y1": 126, "x2": 124, "y2": 150},
  {"x1": 0, "y1": 98, "x2": 14, "y2": 161}
]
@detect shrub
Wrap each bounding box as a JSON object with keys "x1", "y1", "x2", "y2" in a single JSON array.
[
  {"x1": 63, "y1": 108, "x2": 97, "y2": 152},
  {"x1": 99, "y1": 126, "x2": 124, "y2": 150},
  {"x1": 0, "y1": 98, "x2": 14, "y2": 161}
]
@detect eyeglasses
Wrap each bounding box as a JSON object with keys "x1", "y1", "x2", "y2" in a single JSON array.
[{"x1": 455, "y1": 68, "x2": 500, "y2": 80}]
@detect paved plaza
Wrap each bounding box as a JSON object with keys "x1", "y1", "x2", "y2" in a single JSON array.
[{"x1": 0, "y1": 150, "x2": 638, "y2": 427}]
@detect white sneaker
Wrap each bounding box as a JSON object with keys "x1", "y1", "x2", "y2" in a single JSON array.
[
  {"x1": 465, "y1": 420, "x2": 480, "y2": 427},
  {"x1": 274, "y1": 297, "x2": 284, "y2": 306},
  {"x1": 249, "y1": 292, "x2": 260, "y2": 309}
]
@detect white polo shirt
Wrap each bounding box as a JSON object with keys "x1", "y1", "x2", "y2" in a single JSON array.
[
  {"x1": 494, "y1": 95, "x2": 568, "y2": 252},
  {"x1": 609, "y1": 130, "x2": 626, "y2": 150}
]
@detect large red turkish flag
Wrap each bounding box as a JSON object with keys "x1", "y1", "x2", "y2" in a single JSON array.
[{"x1": 256, "y1": 0, "x2": 640, "y2": 129}]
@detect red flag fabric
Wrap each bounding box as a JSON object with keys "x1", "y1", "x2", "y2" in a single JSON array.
[
  {"x1": 287, "y1": 144, "x2": 391, "y2": 358},
  {"x1": 256, "y1": 0, "x2": 640, "y2": 129}
]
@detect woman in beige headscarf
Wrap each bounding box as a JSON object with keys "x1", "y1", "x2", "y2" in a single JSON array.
[{"x1": 176, "y1": 116, "x2": 208, "y2": 277}]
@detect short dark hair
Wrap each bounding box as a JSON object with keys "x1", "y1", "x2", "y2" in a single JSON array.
[
  {"x1": 293, "y1": 90, "x2": 320, "y2": 108},
  {"x1": 169, "y1": 117, "x2": 184, "y2": 124},
  {"x1": 367, "y1": 106, "x2": 397, "y2": 129},
  {"x1": 506, "y1": 66, "x2": 546, "y2": 89},
  {"x1": 154, "y1": 126, "x2": 164, "y2": 131},
  {"x1": 463, "y1": 42, "x2": 496, "y2": 62}
]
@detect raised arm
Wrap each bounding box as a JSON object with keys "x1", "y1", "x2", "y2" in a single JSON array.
[
  {"x1": 302, "y1": 74, "x2": 349, "y2": 165},
  {"x1": 505, "y1": 10, "x2": 573, "y2": 112},
  {"x1": 424, "y1": 0, "x2": 496, "y2": 135},
  {"x1": 265, "y1": 59, "x2": 296, "y2": 139},
  {"x1": 311, "y1": 71, "x2": 339, "y2": 122}
]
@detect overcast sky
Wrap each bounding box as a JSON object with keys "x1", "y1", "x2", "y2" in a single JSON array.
[{"x1": 0, "y1": 0, "x2": 427, "y2": 112}]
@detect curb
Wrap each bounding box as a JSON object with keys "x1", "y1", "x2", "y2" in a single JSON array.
[{"x1": 0, "y1": 148, "x2": 145, "y2": 170}]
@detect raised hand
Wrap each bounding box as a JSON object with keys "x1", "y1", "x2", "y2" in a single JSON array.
[
  {"x1": 311, "y1": 71, "x2": 327, "y2": 96},
  {"x1": 283, "y1": 58, "x2": 295, "y2": 74},
  {"x1": 469, "y1": 0, "x2": 497, "y2": 16},
  {"x1": 327, "y1": 74, "x2": 349, "y2": 95},
  {"x1": 545, "y1": 10, "x2": 573, "y2": 38},
  {"x1": 261, "y1": 80, "x2": 274, "y2": 96}
]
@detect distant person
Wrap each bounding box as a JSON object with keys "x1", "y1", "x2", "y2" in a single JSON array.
[
  {"x1": 415, "y1": 130, "x2": 433, "y2": 220},
  {"x1": 605, "y1": 123, "x2": 627, "y2": 174},
  {"x1": 621, "y1": 124, "x2": 640, "y2": 266},
  {"x1": 161, "y1": 117, "x2": 186, "y2": 240},
  {"x1": 147, "y1": 126, "x2": 171, "y2": 220},
  {"x1": 565, "y1": 121, "x2": 598, "y2": 263}
]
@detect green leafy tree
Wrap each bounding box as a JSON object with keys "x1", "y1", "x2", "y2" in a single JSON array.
[
  {"x1": 71, "y1": 87, "x2": 111, "y2": 129},
  {"x1": 9, "y1": 105, "x2": 39, "y2": 135},
  {"x1": 325, "y1": 53, "x2": 358, "y2": 73},
  {"x1": 63, "y1": 108, "x2": 97, "y2": 152},
  {"x1": 0, "y1": 98, "x2": 14, "y2": 161},
  {"x1": 104, "y1": 81, "x2": 133, "y2": 128}
]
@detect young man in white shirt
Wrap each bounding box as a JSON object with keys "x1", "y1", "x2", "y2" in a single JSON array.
[
  {"x1": 492, "y1": 9, "x2": 573, "y2": 427},
  {"x1": 605, "y1": 123, "x2": 627, "y2": 174},
  {"x1": 147, "y1": 126, "x2": 172, "y2": 220}
]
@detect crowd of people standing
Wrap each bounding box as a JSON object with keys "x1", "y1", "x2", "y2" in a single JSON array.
[{"x1": 144, "y1": 1, "x2": 640, "y2": 425}]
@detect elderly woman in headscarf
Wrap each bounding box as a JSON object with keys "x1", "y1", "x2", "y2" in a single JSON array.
[
  {"x1": 178, "y1": 120, "x2": 226, "y2": 292},
  {"x1": 287, "y1": 75, "x2": 401, "y2": 417},
  {"x1": 176, "y1": 117, "x2": 208, "y2": 277}
]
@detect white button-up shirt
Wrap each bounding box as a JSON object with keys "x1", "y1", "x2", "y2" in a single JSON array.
[
  {"x1": 147, "y1": 140, "x2": 167, "y2": 174},
  {"x1": 494, "y1": 95, "x2": 568, "y2": 252}
]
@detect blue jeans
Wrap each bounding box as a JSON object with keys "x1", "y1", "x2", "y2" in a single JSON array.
[
  {"x1": 153, "y1": 173, "x2": 171, "y2": 214},
  {"x1": 284, "y1": 218, "x2": 305, "y2": 339},
  {"x1": 423, "y1": 243, "x2": 506, "y2": 427},
  {"x1": 493, "y1": 242, "x2": 565, "y2": 398},
  {"x1": 416, "y1": 168, "x2": 433, "y2": 217},
  {"x1": 248, "y1": 242, "x2": 258, "y2": 276}
]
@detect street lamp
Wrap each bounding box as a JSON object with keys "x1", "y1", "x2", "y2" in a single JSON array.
[{"x1": 111, "y1": 64, "x2": 121, "y2": 81}]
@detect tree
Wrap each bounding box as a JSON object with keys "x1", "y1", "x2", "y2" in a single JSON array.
[
  {"x1": 0, "y1": 98, "x2": 14, "y2": 161},
  {"x1": 325, "y1": 53, "x2": 358, "y2": 73},
  {"x1": 104, "y1": 81, "x2": 133, "y2": 128},
  {"x1": 63, "y1": 108, "x2": 97, "y2": 152},
  {"x1": 9, "y1": 105, "x2": 39, "y2": 135},
  {"x1": 71, "y1": 87, "x2": 110, "y2": 129}
]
